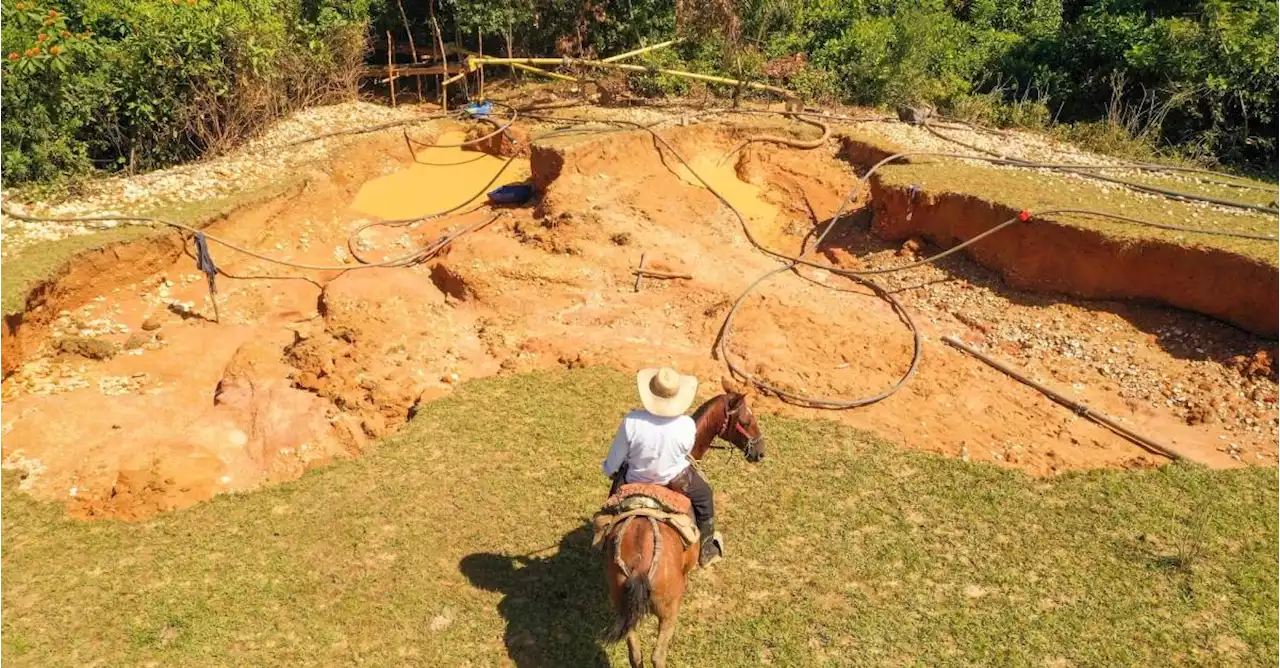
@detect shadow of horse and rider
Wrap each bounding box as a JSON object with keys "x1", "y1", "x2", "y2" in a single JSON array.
[
  {"x1": 461, "y1": 524, "x2": 615, "y2": 667},
  {"x1": 460, "y1": 380, "x2": 766, "y2": 667}
]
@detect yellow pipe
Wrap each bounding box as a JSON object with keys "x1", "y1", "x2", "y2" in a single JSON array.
[
  {"x1": 507, "y1": 61, "x2": 579, "y2": 83},
  {"x1": 602, "y1": 39, "x2": 680, "y2": 63},
  {"x1": 465, "y1": 56, "x2": 796, "y2": 99}
]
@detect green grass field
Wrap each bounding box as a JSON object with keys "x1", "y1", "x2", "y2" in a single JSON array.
[{"x1": 2, "y1": 367, "x2": 1276, "y2": 667}]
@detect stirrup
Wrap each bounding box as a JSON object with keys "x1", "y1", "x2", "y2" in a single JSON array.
[{"x1": 699, "y1": 532, "x2": 724, "y2": 567}]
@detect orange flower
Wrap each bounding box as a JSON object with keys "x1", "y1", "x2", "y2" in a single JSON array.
[
  {"x1": 49, "y1": 45, "x2": 62, "y2": 55},
  {"x1": 25, "y1": 47, "x2": 38, "y2": 56},
  {"x1": 8, "y1": 53, "x2": 19, "y2": 61},
  {"x1": 49, "y1": 8, "x2": 59, "y2": 16}
]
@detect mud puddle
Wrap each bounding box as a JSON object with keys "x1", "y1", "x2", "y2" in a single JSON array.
[{"x1": 351, "y1": 129, "x2": 529, "y2": 220}]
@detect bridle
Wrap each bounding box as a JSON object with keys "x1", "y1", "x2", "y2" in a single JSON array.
[{"x1": 719, "y1": 396, "x2": 764, "y2": 456}]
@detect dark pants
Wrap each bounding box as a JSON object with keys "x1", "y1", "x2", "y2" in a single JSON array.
[
  {"x1": 610, "y1": 463, "x2": 715, "y2": 525},
  {"x1": 667, "y1": 467, "x2": 715, "y2": 526}
]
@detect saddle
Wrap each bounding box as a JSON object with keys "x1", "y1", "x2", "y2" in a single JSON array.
[{"x1": 592, "y1": 483, "x2": 700, "y2": 549}]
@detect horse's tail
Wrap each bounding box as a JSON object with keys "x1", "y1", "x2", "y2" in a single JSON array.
[{"x1": 602, "y1": 517, "x2": 660, "y2": 644}]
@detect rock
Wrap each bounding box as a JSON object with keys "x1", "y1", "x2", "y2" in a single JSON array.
[
  {"x1": 54, "y1": 336, "x2": 118, "y2": 360},
  {"x1": 463, "y1": 123, "x2": 530, "y2": 158},
  {"x1": 896, "y1": 105, "x2": 932, "y2": 125},
  {"x1": 141, "y1": 317, "x2": 162, "y2": 331},
  {"x1": 821, "y1": 247, "x2": 860, "y2": 268},
  {"x1": 610, "y1": 232, "x2": 633, "y2": 246},
  {"x1": 124, "y1": 333, "x2": 151, "y2": 350},
  {"x1": 898, "y1": 237, "x2": 926, "y2": 257},
  {"x1": 559, "y1": 353, "x2": 590, "y2": 370},
  {"x1": 361, "y1": 412, "x2": 388, "y2": 438}
]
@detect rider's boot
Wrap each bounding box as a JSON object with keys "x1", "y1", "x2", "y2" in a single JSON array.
[{"x1": 696, "y1": 519, "x2": 723, "y2": 567}]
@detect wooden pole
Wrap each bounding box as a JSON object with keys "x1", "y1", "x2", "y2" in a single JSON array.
[
  {"x1": 941, "y1": 336, "x2": 1194, "y2": 462},
  {"x1": 477, "y1": 27, "x2": 485, "y2": 97},
  {"x1": 504, "y1": 27, "x2": 517, "y2": 79},
  {"x1": 387, "y1": 31, "x2": 397, "y2": 108},
  {"x1": 453, "y1": 22, "x2": 470, "y2": 99},
  {"x1": 392, "y1": 0, "x2": 422, "y2": 103},
  {"x1": 428, "y1": 0, "x2": 448, "y2": 111}
]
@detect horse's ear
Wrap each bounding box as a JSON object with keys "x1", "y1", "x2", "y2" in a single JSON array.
[{"x1": 721, "y1": 376, "x2": 745, "y2": 396}]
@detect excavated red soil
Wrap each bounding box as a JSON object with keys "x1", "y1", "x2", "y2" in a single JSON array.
[
  {"x1": 2, "y1": 118, "x2": 1276, "y2": 520},
  {"x1": 844, "y1": 137, "x2": 1280, "y2": 337}
]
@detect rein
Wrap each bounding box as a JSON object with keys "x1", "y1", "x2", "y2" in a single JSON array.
[{"x1": 716, "y1": 395, "x2": 762, "y2": 452}]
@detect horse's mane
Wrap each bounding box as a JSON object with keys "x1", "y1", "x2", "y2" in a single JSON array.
[{"x1": 690, "y1": 394, "x2": 724, "y2": 422}]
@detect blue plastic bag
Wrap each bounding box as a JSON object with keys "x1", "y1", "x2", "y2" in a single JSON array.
[
  {"x1": 487, "y1": 184, "x2": 533, "y2": 205},
  {"x1": 463, "y1": 101, "x2": 493, "y2": 118}
]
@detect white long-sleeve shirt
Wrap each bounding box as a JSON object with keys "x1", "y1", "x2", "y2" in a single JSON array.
[{"x1": 602, "y1": 409, "x2": 697, "y2": 484}]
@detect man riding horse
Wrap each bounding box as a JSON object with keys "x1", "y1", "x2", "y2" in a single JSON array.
[{"x1": 602, "y1": 367, "x2": 724, "y2": 567}]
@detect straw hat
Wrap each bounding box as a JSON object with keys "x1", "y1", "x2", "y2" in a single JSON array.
[{"x1": 636, "y1": 367, "x2": 698, "y2": 417}]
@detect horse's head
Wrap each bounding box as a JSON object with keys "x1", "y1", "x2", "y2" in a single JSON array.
[{"x1": 718, "y1": 377, "x2": 765, "y2": 462}]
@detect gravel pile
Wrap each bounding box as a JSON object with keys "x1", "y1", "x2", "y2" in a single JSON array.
[
  {"x1": 1, "y1": 101, "x2": 432, "y2": 259},
  {"x1": 844, "y1": 235, "x2": 1280, "y2": 447}
]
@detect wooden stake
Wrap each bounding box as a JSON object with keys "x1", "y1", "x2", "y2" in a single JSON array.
[
  {"x1": 633, "y1": 253, "x2": 647, "y2": 292},
  {"x1": 387, "y1": 31, "x2": 396, "y2": 108},
  {"x1": 632, "y1": 269, "x2": 692, "y2": 280}
]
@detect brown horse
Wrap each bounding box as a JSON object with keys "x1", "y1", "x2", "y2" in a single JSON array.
[{"x1": 602, "y1": 378, "x2": 765, "y2": 668}]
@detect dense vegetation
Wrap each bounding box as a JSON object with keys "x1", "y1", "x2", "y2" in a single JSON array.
[
  {"x1": 3, "y1": 0, "x2": 1276, "y2": 186},
  {"x1": 0, "y1": 0, "x2": 370, "y2": 183}
]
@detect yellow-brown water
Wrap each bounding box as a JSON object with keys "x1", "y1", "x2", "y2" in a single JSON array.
[
  {"x1": 672, "y1": 153, "x2": 784, "y2": 245},
  {"x1": 350, "y1": 129, "x2": 530, "y2": 220}
]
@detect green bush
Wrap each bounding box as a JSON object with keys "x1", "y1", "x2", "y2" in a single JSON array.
[
  {"x1": 1, "y1": 2, "x2": 107, "y2": 183},
  {"x1": 1, "y1": 0, "x2": 370, "y2": 186},
  {"x1": 947, "y1": 90, "x2": 1052, "y2": 130},
  {"x1": 4, "y1": 0, "x2": 1276, "y2": 183},
  {"x1": 626, "y1": 48, "x2": 692, "y2": 98}
]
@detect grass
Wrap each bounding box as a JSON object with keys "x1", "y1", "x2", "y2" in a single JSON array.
[
  {"x1": 839, "y1": 129, "x2": 1279, "y2": 266},
  {"x1": 2, "y1": 367, "x2": 1276, "y2": 667},
  {"x1": 1, "y1": 181, "x2": 300, "y2": 315}
]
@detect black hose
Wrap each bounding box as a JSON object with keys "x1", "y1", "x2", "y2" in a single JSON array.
[
  {"x1": 6, "y1": 107, "x2": 1275, "y2": 410},
  {"x1": 922, "y1": 120, "x2": 1279, "y2": 214}
]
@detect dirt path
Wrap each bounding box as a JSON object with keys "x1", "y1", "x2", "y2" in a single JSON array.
[{"x1": 2, "y1": 113, "x2": 1275, "y2": 520}]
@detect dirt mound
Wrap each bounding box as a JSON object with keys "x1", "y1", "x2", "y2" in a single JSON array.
[
  {"x1": 285, "y1": 266, "x2": 481, "y2": 437},
  {"x1": 464, "y1": 123, "x2": 530, "y2": 158}
]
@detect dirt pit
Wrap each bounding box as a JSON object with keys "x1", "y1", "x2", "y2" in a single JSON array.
[{"x1": 3, "y1": 116, "x2": 1277, "y2": 520}]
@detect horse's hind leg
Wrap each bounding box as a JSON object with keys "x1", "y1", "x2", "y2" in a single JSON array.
[
  {"x1": 626, "y1": 630, "x2": 644, "y2": 668},
  {"x1": 651, "y1": 606, "x2": 680, "y2": 668}
]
